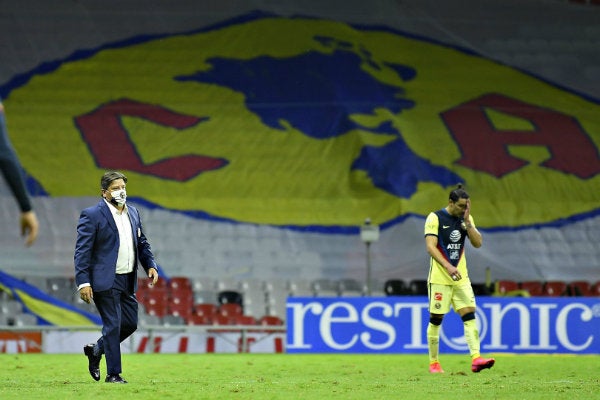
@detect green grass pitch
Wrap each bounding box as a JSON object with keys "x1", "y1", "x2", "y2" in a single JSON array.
[{"x1": 1, "y1": 353, "x2": 598, "y2": 399}]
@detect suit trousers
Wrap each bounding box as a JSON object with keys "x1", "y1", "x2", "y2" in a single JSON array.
[{"x1": 93, "y1": 272, "x2": 138, "y2": 375}]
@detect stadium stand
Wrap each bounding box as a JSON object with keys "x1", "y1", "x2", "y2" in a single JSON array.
[
  {"x1": 495, "y1": 280, "x2": 520, "y2": 295},
  {"x1": 494, "y1": 280, "x2": 531, "y2": 297},
  {"x1": 138, "y1": 313, "x2": 161, "y2": 326},
  {"x1": 520, "y1": 281, "x2": 545, "y2": 297},
  {"x1": 568, "y1": 280, "x2": 592, "y2": 296},
  {"x1": 233, "y1": 315, "x2": 257, "y2": 325},
  {"x1": 0, "y1": 299, "x2": 23, "y2": 317},
  {"x1": 144, "y1": 302, "x2": 169, "y2": 319},
  {"x1": 259, "y1": 315, "x2": 284, "y2": 326},
  {"x1": 13, "y1": 313, "x2": 37, "y2": 326},
  {"x1": 237, "y1": 279, "x2": 268, "y2": 317},
  {"x1": 191, "y1": 277, "x2": 216, "y2": 293},
  {"x1": 287, "y1": 280, "x2": 313, "y2": 297},
  {"x1": 212, "y1": 314, "x2": 236, "y2": 325},
  {"x1": 193, "y1": 303, "x2": 218, "y2": 319},
  {"x1": 168, "y1": 305, "x2": 193, "y2": 323},
  {"x1": 194, "y1": 290, "x2": 219, "y2": 305},
  {"x1": 311, "y1": 279, "x2": 339, "y2": 297},
  {"x1": 542, "y1": 281, "x2": 568, "y2": 297},
  {"x1": 24, "y1": 276, "x2": 48, "y2": 291},
  {"x1": 187, "y1": 314, "x2": 212, "y2": 325},
  {"x1": 384, "y1": 279, "x2": 409, "y2": 296},
  {"x1": 471, "y1": 283, "x2": 492, "y2": 296},
  {"x1": 168, "y1": 276, "x2": 193, "y2": 292},
  {"x1": 218, "y1": 303, "x2": 244, "y2": 318},
  {"x1": 162, "y1": 314, "x2": 186, "y2": 326},
  {"x1": 338, "y1": 278, "x2": 365, "y2": 296},
  {"x1": 5, "y1": 273, "x2": 600, "y2": 329},
  {"x1": 218, "y1": 290, "x2": 244, "y2": 308},
  {"x1": 408, "y1": 280, "x2": 428, "y2": 296},
  {"x1": 0, "y1": 0, "x2": 599, "y2": 330},
  {"x1": 46, "y1": 277, "x2": 73, "y2": 292}
]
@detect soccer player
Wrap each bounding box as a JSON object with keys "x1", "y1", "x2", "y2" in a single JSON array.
[{"x1": 424, "y1": 184, "x2": 495, "y2": 373}]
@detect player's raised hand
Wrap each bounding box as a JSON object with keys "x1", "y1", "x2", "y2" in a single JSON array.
[{"x1": 464, "y1": 199, "x2": 471, "y2": 221}]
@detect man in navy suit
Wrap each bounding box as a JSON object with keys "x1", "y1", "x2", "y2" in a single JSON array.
[{"x1": 75, "y1": 171, "x2": 158, "y2": 384}]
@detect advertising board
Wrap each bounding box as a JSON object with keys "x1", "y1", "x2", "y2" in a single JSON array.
[{"x1": 286, "y1": 297, "x2": 600, "y2": 354}]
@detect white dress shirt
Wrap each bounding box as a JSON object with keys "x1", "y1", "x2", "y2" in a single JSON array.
[
  {"x1": 104, "y1": 199, "x2": 135, "y2": 275},
  {"x1": 77, "y1": 200, "x2": 135, "y2": 291}
]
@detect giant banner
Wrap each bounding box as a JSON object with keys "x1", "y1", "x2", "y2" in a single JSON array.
[
  {"x1": 0, "y1": 10, "x2": 598, "y2": 285},
  {"x1": 3, "y1": 12, "x2": 599, "y2": 231},
  {"x1": 286, "y1": 297, "x2": 600, "y2": 354}
]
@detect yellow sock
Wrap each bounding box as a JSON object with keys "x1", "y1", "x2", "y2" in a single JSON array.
[
  {"x1": 427, "y1": 323, "x2": 440, "y2": 363},
  {"x1": 463, "y1": 318, "x2": 480, "y2": 359}
]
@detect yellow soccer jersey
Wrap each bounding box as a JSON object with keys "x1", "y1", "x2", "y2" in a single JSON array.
[{"x1": 424, "y1": 209, "x2": 475, "y2": 285}]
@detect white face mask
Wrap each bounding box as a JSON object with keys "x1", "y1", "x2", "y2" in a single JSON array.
[{"x1": 110, "y1": 189, "x2": 127, "y2": 206}]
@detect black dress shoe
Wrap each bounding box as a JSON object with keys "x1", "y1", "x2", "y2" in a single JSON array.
[
  {"x1": 105, "y1": 374, "x2": 128, "y2": 384},
  {"x1": 83, "y1": 343, "x2": 101, "y2": 381}
]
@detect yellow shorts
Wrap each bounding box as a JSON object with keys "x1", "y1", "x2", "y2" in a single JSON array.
[{"x1": 428, "y1": 282, "x2": 476, "y2": 314}]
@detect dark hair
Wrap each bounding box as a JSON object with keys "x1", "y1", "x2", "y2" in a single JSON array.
[
  {"x1": 100, "y1": 171, "x2": 127, "y2": 191},
  {"x1": 449, "y1": 183, "x2": 469, "y2": 202}
]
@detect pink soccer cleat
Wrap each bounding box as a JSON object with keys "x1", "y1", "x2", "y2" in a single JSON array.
[
  {"x1": 471, "y1": 357, "x2": 495, "y2": 373},
  {"x1": 429, "y1": 361, "x2": 445, "y2": 373}
]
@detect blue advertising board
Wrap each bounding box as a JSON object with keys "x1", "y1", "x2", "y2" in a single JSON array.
[{"x1": 286, "y1": 297, "x2": 600, "y2": 354}]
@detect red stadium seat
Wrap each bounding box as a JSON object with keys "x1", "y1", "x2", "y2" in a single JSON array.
[
  {"x1": 187, "y1": 314, "x2": 212, "y2": 325},
  {"x1": 218, "y1": 303, "x2": 243, "y2": 317},
  {"x1": 258, "y1": 315, "x2": 284, "y2": 326},
  {"x1": 144, "y1": 287, "x2": 169, "y2": 305},
  {"x1": 212, "y1": 314, "x2": 235, "y2": 325},
  {"x1": 520, "y1": 281, "x2": 544, "y2": 296},
  {"x1": 568, "y1": 281, "x2": 592, "y2": 296},
  {"x1": 591, "y1": 281, "x2": 600, "y2": 296},
  {"x1": 169, "y1": 288, "x2": 194, "y2": 322},
  {"x1": 542, "y1": 281, "x2": 567, "y2": 297},
  {"x1": 135, "y1": 289, "x2": 146, "y2": 302},
  {"x1": 256, "y1": 315, "x2": 285, "y2": 336},
  {"x1": 168, "y1": 297, "x2": 194, "y2": 320},
  {"x1": 168, "y1": 276, "x2": 192, "y2": 291},
  {"x1": 232, "y1": 315, "x2": 257, "y2": 325},
  {"x1": 494, "y1": 280, "x2": 520, "y2": 295},
  {"x1": 139, "y1": 287, "x2": 169, "y2": 318},
  {"x1": 194, "y1": 303, "x2": 218, "y2": 318},
  {"x1": 140, "y1": 278, "x2": 167, "y2": 290},
  {"x1": 144, "y1": 302, "x2": 168, "y2": 318},
  {"x1": 168, "y1": 303, "x2": 193, "y2": 322},
  {"x1": 170, "y1": 290, "x2": 194, "y2": 308}
]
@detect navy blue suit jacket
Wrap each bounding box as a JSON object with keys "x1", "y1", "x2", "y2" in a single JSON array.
[{"x1": 74, "y1": 200, "x2": 156, "y2": 293}]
